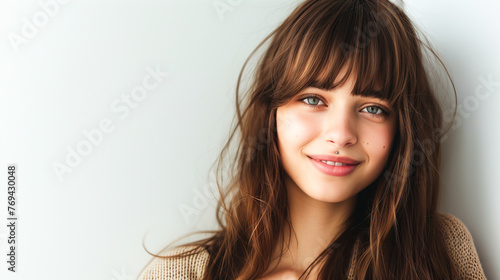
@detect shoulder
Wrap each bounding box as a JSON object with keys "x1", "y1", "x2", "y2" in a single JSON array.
[
  {"x1": 138, "y1": 245, "x2": 210, "y2": 280},
  {"x1": 435, "y1": 212, "x2": 487, "y2": 279}
]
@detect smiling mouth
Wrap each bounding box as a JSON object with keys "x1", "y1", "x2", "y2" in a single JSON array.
[
  {"x1": 318, "y1": 160, "x2": 353, "y2": 166},
  {"x1": 307, "y1": 155, "x2": 361, "y2": 165},
  {"x1": 309, "y1": 157, "x2": 359, "y2": 176}
]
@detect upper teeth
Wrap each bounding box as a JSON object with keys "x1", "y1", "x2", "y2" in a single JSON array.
[{"x1": 320, "y1": 160, "x2": 348, "y2": 166}]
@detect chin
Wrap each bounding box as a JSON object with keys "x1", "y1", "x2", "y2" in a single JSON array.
[{"x1": 303, "y1": 185, "x2": 360, "y2": 204}]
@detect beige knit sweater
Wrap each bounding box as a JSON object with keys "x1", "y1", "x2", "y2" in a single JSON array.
[{"x1": 139, "y1": 213, "x2": 486, "y2": 279}]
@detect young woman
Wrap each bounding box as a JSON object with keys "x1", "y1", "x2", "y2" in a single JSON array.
[{"x1": 139, "y1": 0, "x2": 486, "y2": 279}]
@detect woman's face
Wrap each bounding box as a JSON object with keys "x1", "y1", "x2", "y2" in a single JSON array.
[{"x1": 276, "y1": 71, "x2": 397, "y2": 204}]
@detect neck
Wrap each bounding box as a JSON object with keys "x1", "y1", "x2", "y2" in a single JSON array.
[{"x1": 270, "y1": 176, "x2": 357, "y2": 274}]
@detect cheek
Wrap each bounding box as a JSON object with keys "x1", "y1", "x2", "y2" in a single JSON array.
[
  {"x1": 361, "y1": 123, "x2": 395, "y2": 163},
  {"x1": 276, "y1": 108, "x2": 321, "y2": 147}
]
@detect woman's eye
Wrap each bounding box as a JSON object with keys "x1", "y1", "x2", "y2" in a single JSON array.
[
  {"x1": 301, "y1": 96, "x2": 324, "y2": 106},
  {"x1": 362, "y1": 106, "x2": 385, "y2": 115}
]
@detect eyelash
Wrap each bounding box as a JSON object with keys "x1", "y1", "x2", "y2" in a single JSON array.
[
  {"x1": 299, "y1": 95, "x2": 389, "y2": 117},
  {"x1": 300, "y1": 95, "x2": 325, "y2": 107},
  {"x1": 360, "y1": 105, "x2": 387, "y2": 117}
]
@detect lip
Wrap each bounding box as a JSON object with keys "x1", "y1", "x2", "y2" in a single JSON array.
[{"x1": 308, "y1": 154, "x2": 360, "y2": 176}]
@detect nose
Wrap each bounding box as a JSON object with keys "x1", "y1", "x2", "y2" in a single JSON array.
[{"x1": 324, "y1": 108, "x2": 357, "y2": 148}]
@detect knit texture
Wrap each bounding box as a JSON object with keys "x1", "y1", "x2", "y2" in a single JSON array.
[
  {"x1": 139, "y1": 213, "x2": 486, "y2": 279},
  {"x1": 139, "y1": 246, "x2": 207, "y2": 279},
  {"x1": 437, "y1": 213, "x2": 486, "y2": 279}
]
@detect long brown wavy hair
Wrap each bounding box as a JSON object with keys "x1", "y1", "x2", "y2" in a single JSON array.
[{"x1": 142, "y1": 0, "x2": 460, "y2": 279}]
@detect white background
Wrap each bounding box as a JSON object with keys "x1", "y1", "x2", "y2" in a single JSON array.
[{"x1": 0, "y1": 0, "x2": 498, "y2": 279}]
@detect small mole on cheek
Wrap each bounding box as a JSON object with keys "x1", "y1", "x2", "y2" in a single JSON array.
[{"x1": 383, "y1": 146, "x2": 386, "y2": 149}]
